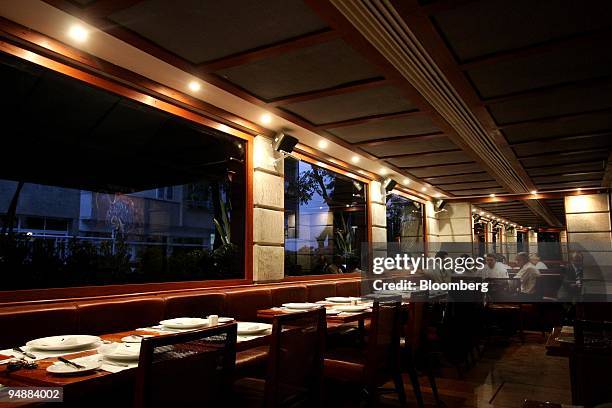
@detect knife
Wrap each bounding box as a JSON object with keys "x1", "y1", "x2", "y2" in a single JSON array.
[
  {"x1": 12, "y1": 347, "x2": 36, "y2": 359},
  {"x1": 58, "y1": 357, "x2": 85, "y2": 369}
]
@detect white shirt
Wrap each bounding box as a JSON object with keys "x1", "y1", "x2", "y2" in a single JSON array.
[
  {"x1": 515, "y1": 264, "x2": 541, "y2": 294},
  {"x1": 531, "y1": 261, "x2": 548, "y2": 270},
  {"x1": 479, "y1": 262, "x2": 509, "y2": 279}
]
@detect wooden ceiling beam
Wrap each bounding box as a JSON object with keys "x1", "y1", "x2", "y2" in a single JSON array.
[
  {"x1": 314, "y1": 109, "x2": 427, "y2": 130},
  {"x1": 267, "y1": 77, "x2": 388, "y2": 106},
  {"x1": 399, "y1": 161, "x2": 476, "y2": 170},
  {"x1": 354, "y1": 131, "x2": 448, "y2": 146},
  {"x1": 459, "y1": 28, "x2": 612, "y2": 71},
  {"x1": 498, "y1": 107, "x2": 612, "y2": 130},
  {"x1": 445, "y1": 188, "x2": 608, "y2": 203},
  {"x1": 44, "y1": 0, "x2": 144, "y2": 19},
  {"x1": 378, "y1": 148, "x2": 461, "y2": 160},
  {"x1": 518, "y1": 148, "x2": 606, "y2": 160},
  {"x1": 198, "y1": 29, "x2": 341, "y2": 73}
]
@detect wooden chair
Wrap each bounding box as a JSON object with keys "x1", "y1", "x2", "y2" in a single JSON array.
[
  {"x1": 234, "y1": 308, "x2": 326, "y2": 407},
  {"x1": 324, "y1": 301, "x2": 406, "y2": 406},
  {"x1": 134, "y1": 323, "x2": 237, "y2": 408},
  {"x1": 570, "y1": 319, "x2": 612, "y2": 406}
]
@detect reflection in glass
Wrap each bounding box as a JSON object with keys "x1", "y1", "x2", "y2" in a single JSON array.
[
  {"x1": 284, "y1": 158, "x2": 367, "y2": 276},
  {"x1": 385, "y1": 194, "x2": 424, "y2": 244}
]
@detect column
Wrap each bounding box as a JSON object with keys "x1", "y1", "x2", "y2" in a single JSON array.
[
  {"x1": 436, "y1": 202, "x2": 472, "y2": 256},
  {"x1": 252, "y1": 136, "x2": 285, "y2": 282},
  {"x1": 505, "y1": 227, "x2": 518, "y2": 263}
]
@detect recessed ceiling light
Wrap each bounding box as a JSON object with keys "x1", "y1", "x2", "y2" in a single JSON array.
[
  {"x1": 403, "y1": 178, "x2": 410, "y2": 185},
  {"x1": 351, "y1": 156, "x2": 360, "y2": 163},
  {"x1": 472, "y1": 208, "x2": 476, "y2": 212},
  {"x1": 380, "y1": 168, "x2": 388, "y2": 175},
  {"x1": 531, "y1": 190, "x2": 537, "y2": 195},
  {"x1": 576, "y1": 188, "x2": 582, "y2": 192},
  {"x1": 68, "y1": 25, "x2": 88, "y2": 42},
  {"x1": 188, "y1": 81, "x2": 201, "y2": 92},
  {"x1": 317, "y1": 140, "x2": 328, "y2": 149},
  {"x1": 421, "y1": 187, "x2": 427, "y2": 192},
  {"x1": 260, "y1": 113, "x2": 272, "y2": 125},
  {"x1": 489, "y1": 193, "x2": 496, "y2": 197},
  {"x1": 480, "y1": 212, "x2": 484, "y2": 216},
  {"x1": 435, "y1": 193, "x2": 442, "y2": 198}
]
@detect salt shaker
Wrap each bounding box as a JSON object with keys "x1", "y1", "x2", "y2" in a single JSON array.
[{"x1": 208, "y1": 315, "x2": 219, "y2": 326}]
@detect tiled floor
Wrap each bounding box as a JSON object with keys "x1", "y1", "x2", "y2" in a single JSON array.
[{"x1": 382, "y1": 332, "x2": 572, "y2": 407}]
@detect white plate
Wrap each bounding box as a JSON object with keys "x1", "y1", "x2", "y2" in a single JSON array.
[
  {"x1": 98, "y1": 343, "x2": 141, "y2": 361},
  {"x1": 326, "y1": 309, "x2": 340, "y2": 315},
  {"x1": 26, "y1": 335, "x2": 101, "y2": 351},
  {"x1": 160, "y1": 317, "x2": 209, "y2": 329},
  {"x1": 47, "y1": 359, "x2": 102, "y2": 375},
  {"x1": 334, "y1": 305, "x2": 369, "y2": 313},
  {"x1": 281, "y1": 303, "x2": 320, "y2": 310},
  {"x1": 208, "y1": 317, "x2": 234, "y2": 323},
  {"x1": 121, "y1": 335, "x2": 153, "y2": 343},
  {"x1": 325, "y1": 297, "x2": 360, "y2": 304},
  {"x1": 237, "y1": 322, "x2": 272, "y2": 335}
]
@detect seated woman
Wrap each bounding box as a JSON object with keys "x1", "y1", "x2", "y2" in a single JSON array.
[
  {"x1": 529, "y1": 253, "x2": 548, "y2": 270},
  {"x1": 515, "y1": 252, "x2": 541, "y2": 294}
]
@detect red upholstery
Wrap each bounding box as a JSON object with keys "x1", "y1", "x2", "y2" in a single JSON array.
[
  {"x1": 0, "y1": 305, "x2": 78, "y2": 348},
  {"x1": 163, "y1": 292, "x2": 225, "y2": 318},
  {"x1": 323, "y1": 358, "x2": 365, "y2": 383},
  {"x1": 270, "y1": 285, "x2": 307, "y2": 306},
  {"x1": 306, "y1": 283, "x2": 336, "y2": 302},
  {"x1": 76, "y1": 297, "x2": 165, "y2": 335},
  {"x1": 225, "y1": 289, "x2": 272, "y2": 321},
  {"x1": 335, "y1": 280, "x2": 361, "y2": 297}
]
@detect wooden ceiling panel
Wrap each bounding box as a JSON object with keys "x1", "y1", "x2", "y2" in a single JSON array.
[
  {"x1": 436, "y1": 180, "x2": 501, "y2": 191},
  {"x1": 107, "y1": 0, "x2": 329, "y2": 64},
  {"x1": 521, "y1": 150, "x2": 609, "y2": 168},
  {"x1": 216, "y1": 39, "x2": 380, "y2": 100},
  {"x1": 502, "y1": 111, "x2": 612, "y2": 143},
  {"x1": 328, "y1": 115, "x2": 439, "y2": 143},
  {"x1": 532, "y1": 172, "x2": 605, "y2": 185},
  {"x1": 526, "y1": 162, "x2": 606, "y2": 177},
  {"x1": 386, "y1": 150, "x2": 471, "y2": 167},
  {"x1": 432, "y1": 0, "x2": 612, "y2": 62},
  {"x1": 281, "y1": 84, "x2": 416, "y2": 125},
  {"x1": 359, "y1": 135, "x2": 457, "y2": 156},
  {"x1": 408, "y1": 162, "x2": 484, "y2": 178},
  {"x1": 489, "y1": 80, "x2": 612, "y2": 125},
  {"x1": 424, "y1": 172, "x2": 493, "y2": 184},
  {"x1": 512, "y1": 133, "x2": 612, "y2": 157},
  {"x1": 450, "y1": 187, "x2": 507, "y2": 196}
]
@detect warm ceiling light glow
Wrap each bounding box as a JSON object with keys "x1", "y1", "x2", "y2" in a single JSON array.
[
  {"x1": 435, "y1": 193, "x2": 442, "y2": 198},
  {"x1": 421, "y1": 187, "x2": 427, "y2": 192},
  {"x1": 531, "y1": 190, "x2": 537, "y2": 195},
  {"x1": 188, "y1": 81, "x2": 201, "y2": 92},
  {"x1": 351, "y1": 156, "x2": 360, "y2": 163},
  {"x1": 260, "y1": 113, "x2": 272, "y2": 124},
  {"x1": 489, "y1": 193, "x2": 496, "y2": 197},
  {"x1": 403, "y1": 178, "x2": 410, "y2": 184},
  {"x1": 317, "y1": 140, "x2": 328, "y2": 149},
  {"x1": 380, "y1": 168, "x2": 388, "y2": 175},
  {"x1": 68, "y1": 25, "x2": 89, "y2": 42},
  {"x1": 576, "y1": 188, "x2": 582, "y2": 192},
  {"x1": 480, "y1": 212, "x2": 484, "y2": 216},
  {"x1": 472, "y1": 208, "x2": 476, "y2": 212}
]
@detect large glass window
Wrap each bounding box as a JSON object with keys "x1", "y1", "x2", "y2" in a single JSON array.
[
  {"x1": 284, "y1": 158, "x2": 367, "y2": 276},
  {"x1": 385, "y1": 194, "x2": 424, "y2": 244},
  {"x1": 0, "y1": 53, "x2": 246, "y2": 290}
]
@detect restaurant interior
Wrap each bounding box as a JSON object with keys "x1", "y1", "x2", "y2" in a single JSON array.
[{"x1": 0, "y1": 0, "x2": 611, "y2": 407}]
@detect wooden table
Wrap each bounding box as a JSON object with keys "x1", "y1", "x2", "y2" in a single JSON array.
[
  {"x1": 0, "y1": 324, "x2": 270, "y2": 405},
  {"x1": 545, "y1": 326, "x2": 573, "y2": 357}
]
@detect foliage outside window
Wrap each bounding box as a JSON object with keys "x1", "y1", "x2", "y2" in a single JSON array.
[
  {"x1": 0, "y1": 53, "x2": 246, "y2": 290},
  {"x1": 284, "y1": 158, "x2": 367, "y2": 276},
  {"x1": 385, "y1": 193, "x2": 424, "y2": 245}
]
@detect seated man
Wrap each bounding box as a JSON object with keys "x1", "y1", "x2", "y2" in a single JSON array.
[
  {"x1": 478, "y1": 253, "x2": 509, "y2": 279},
  {"x1": 529, "y1": 253, "x2": 548, "y2": 270},
  {"x1": 515, "y1": 252, "x2": 541, "y2": 294}
]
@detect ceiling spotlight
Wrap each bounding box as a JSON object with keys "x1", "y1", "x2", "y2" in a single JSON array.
[
  {"x1": 403, "y1": 178, "x2": 411, "y2": 185},
  {"x1": 317, "y1": 140, "x2": 328, "y2": 149},
  {"x1": 188, "y1": 81, "x2": 201, "y2": 92},
  {"x1": 489, "y1": 193, "x2": 496, "y2": 198},
  {"x1": 435, "y1": 193, "x2": 442, "y2": 198},
  {"x1": 380, "y1": 168, "x2": 388, "y2": 175},
  {"x1": 68, "y1": 25, "x2": 89, "y2": 42},
  {"x1": 472, "y1": 208, "x2": 476, "y2": 212},
  {"x1": 421, "y1": 187, "x2": 427, "y2": 192},
  {"x1": 351, "y1": 156, "x2": 360, "y2": 163},
  {"x1": 260, "y1": 113, "x2": 272, "y2": 125},
  {"x1": 480, "y1": 212, "x2": 484, "y2": 216},
  {"x1": 531, "y1": 190, "x2": 537, "y2": 195},
  {"x1": 576, "y1": 188, "x2": 582, "y2": 192}
]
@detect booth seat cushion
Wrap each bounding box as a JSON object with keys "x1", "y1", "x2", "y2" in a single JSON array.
[
  {"x1": 225, "y1": 289, "x2": 272, "y2": 321},
  {"x1": 163, "y1": 292, "x2": 225, "y2": 319},
  {"x1": 335, "y1": 280, "x2": 361, "y2": 297},
  {"x1": 0, "y1": 304, "x2": 78, "y2": 348},
  {"x1": 76, "y1": 297, "x2": 165, "y2": 335},
  {"x1": 306, "y1": 283, "x2": 336, "y2": 302},
  {"x1": 270, "y1": 285, "x2": 307, "y2": 306}
]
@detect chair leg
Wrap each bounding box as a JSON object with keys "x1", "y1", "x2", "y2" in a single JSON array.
[
  {"x1": 365, "y1": 386, "x2": 379, "y2": 407},
  {"x1": 405, "y1": 356, "x2": 424, "y2": 408},
  {"x1": 393, "y1": 371, "x2": 408, "y2": 408},
  {"x1": 427, "y1": 354, "x2": 445, "y2": 408}
]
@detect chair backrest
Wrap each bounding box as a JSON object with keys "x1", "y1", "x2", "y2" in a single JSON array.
[
  {"x1": 134, "y1": 323, "x2": 237, "y2": 408},
  {"x1": 264, "y1": 308, "x2": 326, "y2": 408},
  {"x1": 365, "y1": 301, "x2": 402, "y2": 386},
  {"x1": 571, "y1": 319, "x2": 612, "y2": 407}
]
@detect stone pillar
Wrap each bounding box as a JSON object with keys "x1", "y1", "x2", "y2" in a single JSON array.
[
  {"x1": 528, "y1": 230, "x2": 538, "y2": 255},
  {"x1": 505, "y1": 227, "x2": 518, "y2": 263},
  {"x1": 436, "y1": 202, "x2": 472, "y2": 257},
  {"x1": 425, "y1": 201, "x2": 439, "y2": 254},
  {"x1": 560, "y1": 229, "x2": 568, "y2": 262},
  {"x1": 565, "y1": 193, "x2": 612, "y2": 281},
  {"x1": 252, "y1": 136, "x2": 285, "y2": 282},
  {"x1": 370, "y1": 181, "x2": 386, "y2": 243}
]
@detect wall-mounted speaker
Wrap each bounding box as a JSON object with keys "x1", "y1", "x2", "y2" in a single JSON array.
[
  {"x1": 273, "y1": 133, "x2": 298, "y2": 154},
  {"x1": 384, "y1": 178, "x2": 398, "y2": 192}
]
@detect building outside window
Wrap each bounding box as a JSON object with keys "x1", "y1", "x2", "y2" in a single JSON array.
[{"x1": 284, "y1": 158, "x2": 367, "y2": 276}]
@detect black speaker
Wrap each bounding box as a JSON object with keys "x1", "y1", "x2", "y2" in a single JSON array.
[
  {"x1": 384, "y1": 179, "x2": 397, "y2": 192},
  {"x1": 434, "y1": 199, "x2": 447, "y2": 211},
  {"x1": 273, "y1": 133, "x2": 299, "y2": 153}
]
